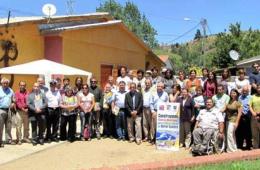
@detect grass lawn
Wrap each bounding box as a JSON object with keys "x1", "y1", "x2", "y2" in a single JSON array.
[{"x1": 183, "y1": 159, "x2": 260, "y2": 170}]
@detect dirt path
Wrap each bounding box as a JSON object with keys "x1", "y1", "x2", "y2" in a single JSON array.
[{"x1": 0, "y1": 138, "x2": 191, "y2": 170}]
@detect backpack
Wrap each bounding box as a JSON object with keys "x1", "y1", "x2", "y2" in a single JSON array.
[{"x1": 83, "y1": 125, "x2": 90, "y2": 140}]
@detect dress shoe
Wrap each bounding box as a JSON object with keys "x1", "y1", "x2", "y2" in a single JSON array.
[
  {"x1": 0, "y1": 143, "x2": 4, "y2": 148},
  {"x1": 46, "y1": 138, "x2": 52, "y2": 143},
  {"x1": 17, "y1": 141, "x2": 22, "y2": 145},
  {"x1": 52, "y1": 138, "x2": 59, "y2": 142},
  {"x1": 117, "y1": 137, "x2": 122, "y2": 141},
  {"x1": 32, "y1": 140, "x2": 38, "y2": 146},
  {"x1": 39, "y1": 139, "x2": 44, "y2": 145},
  {"x1": 23, "y1": 138, "x2": 31, "y2": 143}
]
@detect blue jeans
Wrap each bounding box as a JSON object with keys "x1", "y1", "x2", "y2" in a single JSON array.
[
  {"x1": 115, "y1": 110, "x2": 126, "y2": 139},
  {"x1": 80, "y1": 111, "x2": 92, "y2": 137}
]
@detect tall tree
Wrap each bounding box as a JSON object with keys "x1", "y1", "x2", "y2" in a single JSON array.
[{"x1": 96, "y1": 0, "x2": 158, "y2": 48}]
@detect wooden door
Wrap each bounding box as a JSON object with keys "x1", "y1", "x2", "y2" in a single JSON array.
[{"x1": 100, "y1": 64, "x2": 113, "y2": 90}]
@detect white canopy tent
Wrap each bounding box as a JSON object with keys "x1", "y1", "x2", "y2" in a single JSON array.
[{"x1": 0, "y1": 59, "x2": 92, "y2": 85}]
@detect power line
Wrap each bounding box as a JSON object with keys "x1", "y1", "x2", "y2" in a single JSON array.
[{"x1": 167, "y1": 22, "x2": 200, "y2": 43}]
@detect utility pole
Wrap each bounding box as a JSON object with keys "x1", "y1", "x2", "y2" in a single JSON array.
[
  {"x1": 67, "y1": 0, "x2": 75, "y2": 15},
  {"x1": 200, "y1": 18, "x2": 207, "y2": 66}
]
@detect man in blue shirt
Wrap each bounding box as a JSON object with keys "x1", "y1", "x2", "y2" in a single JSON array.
[
  {"x1": 112, "y1": 81, "x2": 128, "y2": 140},
  {"x1": 150, "y1": 82, "x2": 169, "y2": 144},
  {"x1": 237, "y1": 86, "x2": 252, "y2": 150},
  {"x1": 0, "y1": 77, "x2": 15, "y2": 147}
]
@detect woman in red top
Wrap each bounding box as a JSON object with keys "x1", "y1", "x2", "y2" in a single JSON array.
[{"x1": 203, "y1": 71, "x2": 218, "y2": 98}]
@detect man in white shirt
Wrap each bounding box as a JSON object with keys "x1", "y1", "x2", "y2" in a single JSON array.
[
  {"x1": 45, "y1": 80, "x2": 61, "y2": 142},
  {"x1": 192, "y1": 98, "x2": 224, "y2": 155}
]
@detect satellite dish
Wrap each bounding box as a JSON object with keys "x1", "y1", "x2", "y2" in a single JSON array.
[
  {"x1": 229, "y1": 50, "x2": 240, "y2": 61},
  {"x1": 42, "y1": 4, "x2": 57, "y2": 17}
]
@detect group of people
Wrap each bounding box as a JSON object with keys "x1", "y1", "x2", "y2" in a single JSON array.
[{"x1": 0, "y1": 63, "x2": 259, "y2": 156}]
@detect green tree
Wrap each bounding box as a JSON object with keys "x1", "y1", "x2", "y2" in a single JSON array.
[{"x1": 96, "y1": 0, "x2": 158, "y2": 48}]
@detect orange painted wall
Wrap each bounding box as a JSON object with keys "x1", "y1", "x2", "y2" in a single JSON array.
[
  {"x1": 0, "y1": 23, "x2": 44, "y2": 90},
  {"x1": 62, "y1": 24, "x2": 147, "y2": 83}
]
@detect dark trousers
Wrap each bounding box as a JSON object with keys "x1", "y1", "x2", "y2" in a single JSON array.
[
  {"x1": 30, "y1": 113, "x2": 46, "y2": 141},
  {"x1": 102, "y1": 108, "x2": 113, "y2": 136},
  {"x1": 92, "y1": 111, "x2": 101, "y2": 136},
  {"x1": 236, "y1": 114, "x2": 252, "y2": 149},
  {"x1": 46, "y1": 107, "x2": 60, "y2": 139},
  {"x1": 60, "y1": 114, "x2": 77, "y2": 140}
]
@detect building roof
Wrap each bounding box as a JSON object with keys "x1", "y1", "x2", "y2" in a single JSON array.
[
  {"x1": 40, "y1": 20, "x2": 122, "y2": 34},
  {"x1": 0, "y1": 12, "x2": 112, "y2": 26},
  {"x1": 237, "y1": 55, "x2": 260, "y2": 66},
  {"x1": 0, "y1": 12, "x2": 164, "y2": 67},
  {"x1": 158, "y1": 55, "x2": 169, "y2": 62}
]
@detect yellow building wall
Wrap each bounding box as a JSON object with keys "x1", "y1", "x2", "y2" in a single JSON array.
[
  {"x1": 62, "y1": 25, "x2": 146, "y2": 83},
  {"x1": 0, "y1": 23, "x2": 44, "y2": 90}
]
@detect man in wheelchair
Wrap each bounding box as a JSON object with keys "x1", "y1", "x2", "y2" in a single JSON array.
[{"x1": 192, "y1": 98, "x2": 225, "y2": 156}]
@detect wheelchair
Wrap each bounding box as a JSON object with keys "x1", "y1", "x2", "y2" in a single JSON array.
[{"x1": 192, "y1": 130, "x2": 225, "y2": 156}]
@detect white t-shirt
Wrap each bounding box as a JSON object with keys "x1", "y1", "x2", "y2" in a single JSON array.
[
  {"x1": 235, "y1": 78, "x2": 250, "y2": 91},
  {"x1": 78, "y1": 92, "x2": 94, "y2": 111},
  {"x1": 116, "y1": 76, "x2": 131, "y2": 86},
  {"x1": 46, "y1": 90, "x2": 61, "y2": 108},
  {"x1": 196, "y1": 108, "x2": 224, "y2": 129}
]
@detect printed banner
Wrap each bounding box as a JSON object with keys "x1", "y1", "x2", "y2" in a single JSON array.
[{"x1": 156, "y1": 102, "x2": 180, "y2": 151}]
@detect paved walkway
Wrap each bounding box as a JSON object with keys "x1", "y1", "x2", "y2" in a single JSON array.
[{"x1": 0, "y1": 139, "x2": 191, "y2": 170}]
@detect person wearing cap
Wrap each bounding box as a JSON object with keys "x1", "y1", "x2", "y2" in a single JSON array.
[
  {"x1": 45, "y1": 80, "x2": 61, "y2": 142},
  {"x1": 60, "y1": 86, "x2": 78, "y2": 142},
  {"x1": 0, "y1": 77, "x2": 15, "y2": 147},
  {"x1": 27, "y1": 82, "x2": 48, "y2": 146}
]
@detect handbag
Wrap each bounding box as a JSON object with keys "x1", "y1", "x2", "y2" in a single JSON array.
[{"x1": 83, "y1": 125, "x2": 91, "y2": 140}]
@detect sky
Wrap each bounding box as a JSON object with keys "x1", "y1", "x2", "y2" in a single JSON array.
[{"x1": 0, "y1": 0, "x2": 259, "y2": 44}]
